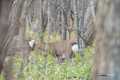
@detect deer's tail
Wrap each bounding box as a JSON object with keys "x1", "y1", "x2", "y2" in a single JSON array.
[
  {"x1": 72, "y1": 43, "x2": 78, "y2": 53},
  {"x1": 29, "y1": 39, "x2": 35, "y2": 48}
]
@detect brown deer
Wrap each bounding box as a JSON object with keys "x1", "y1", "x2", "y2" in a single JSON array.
[
  {"x1": 7, "y1": 35, "x2": 36, "y2": 64},
  {"x1": 33, "y1": 40, "x2": 78, "y2": 63}
]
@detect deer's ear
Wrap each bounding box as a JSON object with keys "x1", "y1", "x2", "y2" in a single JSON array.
[
  {"x1": 35, "y1": 41, "x2": 37, "y2": 44},
  {"x1": 35, "y1": 40, "x2": 39, "y2": 43}
]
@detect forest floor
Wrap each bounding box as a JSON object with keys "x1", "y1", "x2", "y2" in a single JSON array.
[{"x1": 1, "y1": 30, "x2": 94, "y2": 80}]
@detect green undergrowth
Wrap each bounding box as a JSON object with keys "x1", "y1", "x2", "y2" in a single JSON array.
[
  {"x1": 1, "y1": 29, "x2": 94, "y2": 80},
  {"x1": 2, "y1": 46, "x2": 93, "y2": 80}
]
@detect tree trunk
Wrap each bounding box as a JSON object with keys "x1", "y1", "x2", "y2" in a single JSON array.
[
  {"x1": 90, "y1": 0, "x2": 120, "y2": 80},
  {"x1": 84, "y1": 0, "x2": 98, "y2": 47},
  {"x1": 61, "y1": 0, "x2": 67, "y2": 40},
  {"x1": 8, "y1": 0, "x2": 24, "y2": 36},
  {"x1": 17, "y1": 0, "x2": 28, "y2": 79},
  {"x1": 0, "y1": 0, "x2": 10, "y2": 74},
  {"x1": 56, "y1": 0, "x2": 61, "y2": 35},
  {"x1": 74, "y1": 0, "x2": 79, "y2": 44},
  {"x1": 42, "y1": 0, "x2": 51, "y2": 80},
  {"x1": 43, "y1": 0, "x2": 48, "y2": 32},
  {"x1": 38, "y1": 0, "x2": 44, "y2": 42},
  {"x1": 79, "y1": 0, "x2": 86, "y2": 60}
]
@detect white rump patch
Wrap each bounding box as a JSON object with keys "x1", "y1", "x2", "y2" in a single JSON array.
[
  {"x1": 29, "y1": 39, "x2": 35, "y2": 48},
  {"x1": 72, "y1": 44, "x2": 78, "y2": 53}
]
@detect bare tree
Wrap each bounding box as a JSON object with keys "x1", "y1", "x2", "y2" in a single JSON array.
[
  {"x1": 38, "y1": 0, "x2": 44, "y2": 42},
  {"x1": 42, "y1": 0, "x2": 51, "y2": 80},
  {"x1": 84, "y1": 0, "x2": 97, "y2": 47},
  {"x1": 90, "y1": 0, "x2": 120, "y2": 80},
  {"x1": 74, "y1": 0, "x2": 79, "y2": 44},
  {"x1": 0, "y1": 0, "x2": 11, "y2": 74},
  {"x1": 43, "y1": 0, "x2": 48, "y2": 32},
  {"x1": 17, "y1": 0, "x2": 28, "y2": 79},
  {"x1": 61, "y1": 0, "x2": 67, "y2": 40},
  {"x1": 0, "y1": 0, "x2": 28, "y2": 78},
  {"x1": 8, "y1": 0, "x2": 25, "y2": 36},
  {"x1": 79, "y1": 0, "x2": 86, "y2": 60},
  {"x1": 55, "y1": 0, "x2": 61, "y2": 35}
]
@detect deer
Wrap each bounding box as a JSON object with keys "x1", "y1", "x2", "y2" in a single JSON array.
[
  {"x1": 33, "y1": 40, "x2": 78, "y2": 64},
  {"x1": 7, "y1": 35, "x2": 36, "y2": 64}
]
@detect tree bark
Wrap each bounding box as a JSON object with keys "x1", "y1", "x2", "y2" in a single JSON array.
[
  {"x1": 8, "y1": 0, "x2": 24, "y2": 36},
  {"x1": 90, "y1": 0, "x2": 120, "y2": 80},
  {"x1": 43, "y1": 0, "x2": 48, "y2": 32},
  {"x1": 38, "y1": 0, "x2": 44, "y2": 42},
  {"x1": 84, "y1": 0, "x2": 98, "y2": 47},
  {"x1": 42, "y1": 0, "x2": 51, "y2": 80},
  {"x1": 61, "y1": 0, "x2": 67, "y2": 40},
  {"x1": 79, "y1": 0, "x2": 86, "y2": 60},
  {"x1": 17, "y1": 0, "x2": 28, "y2": 79},
  {"x1": 56, "y1": 0, "x2": 61, "y2": 35},
  {"x1": 0, "y1": 0, "x2": 10, "y2": 74},
  {"x1": 74, "y1": 0, "x2": 79, "y2": 44}
]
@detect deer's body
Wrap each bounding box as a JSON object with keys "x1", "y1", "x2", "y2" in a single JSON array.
[
  {"x1": 34, "y1": 40, "x2": 78, "y2": 63},
  {"x1": 51, "y1": 40, "x2": 78, "y2": 60},
  {"x1": 8, "y1": 35, "x2": 78, "y2": 64},
  {"x1": 7, "y1": 35, "x2": 36, "y2": 64}
]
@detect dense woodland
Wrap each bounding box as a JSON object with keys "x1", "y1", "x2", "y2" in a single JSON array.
[{"x1": 0, "y1": 0, "x2": 120, "y2": 80}]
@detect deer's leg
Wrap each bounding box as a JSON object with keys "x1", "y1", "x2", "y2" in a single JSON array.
[
  {"x1": 66, "y1": 51, "x2": 75, "y2": 65},
  {"x1": 29, "y1": 56, "x2": 36, "y2": 64},
  {"x1": 24, "y1": 47, "x2": 36, "y2": 64},
  {"x1": 55, "y1": 57, "x2": 59, "y2": 64},
  {"x1": 60, "y1": 54, "x2": 66, "y2": 63},
  {"x1": 24, "y1": 48, "x2": 31, "y2": 63},
  {"x1": 70, "y1": 52, "x2": 75, "y2": 66},
  {"x1": 25, "y1": 53, "x2": 30, "y2": 63}
]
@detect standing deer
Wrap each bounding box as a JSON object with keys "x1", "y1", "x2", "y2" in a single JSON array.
[
  {"x1": 7, "y1": 35, "x2": 36, "y2": 64},
  {"x1": 33, "y1": 40, "x2": 78, "y2": 63}
]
